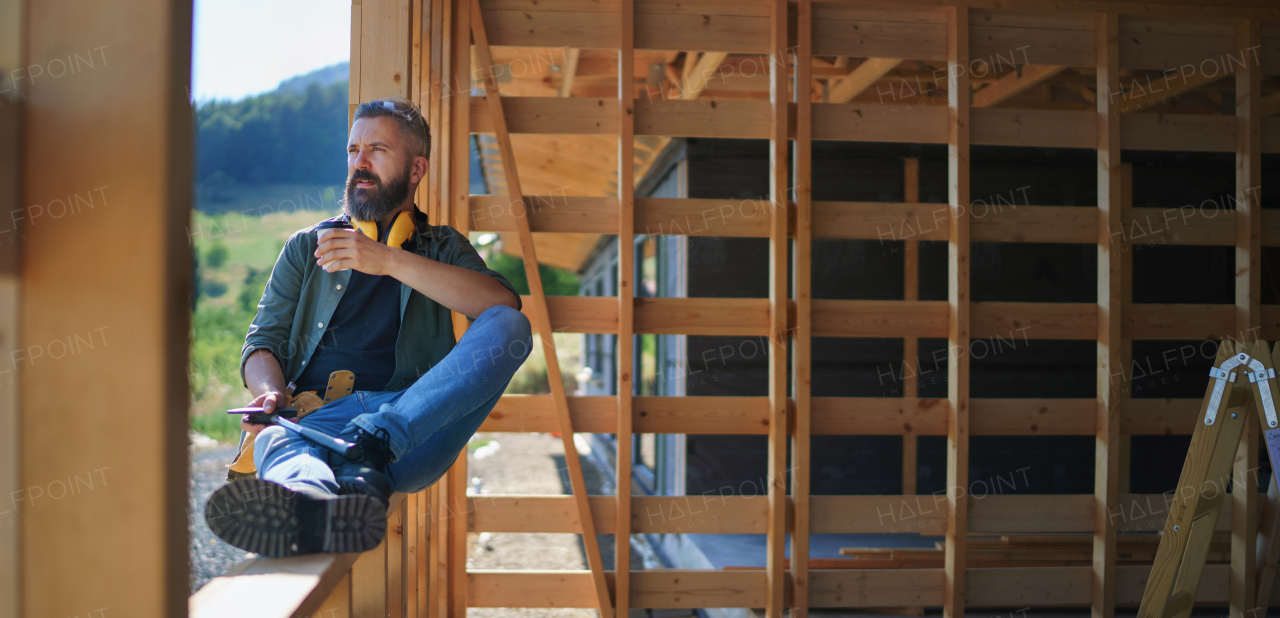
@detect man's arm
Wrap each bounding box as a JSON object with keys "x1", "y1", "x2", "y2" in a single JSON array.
[
  {"x1": 245, "y1": 348, "x2": 288, "y2": 402},
  {"x1": 314, "y1": 228, "x2": 519, "y2": 319},
  {"x1": 241, "y1": 349, "x2": 289, "y2": 435},
  {"x1": 385, "y1": 251, "x2": 518, "y2": 318}
]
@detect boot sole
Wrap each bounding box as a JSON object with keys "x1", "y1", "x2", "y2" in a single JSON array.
[{"x1": 205, "y1": 478, "x2": 386, "y2": 557}]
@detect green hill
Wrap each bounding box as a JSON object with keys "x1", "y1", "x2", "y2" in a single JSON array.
[{"x1": 196, "y1": 62, "x2": 350, "y2": 212}]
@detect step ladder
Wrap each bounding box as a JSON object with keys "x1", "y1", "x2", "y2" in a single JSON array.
[{"x1": 1138, "y1": 340, "x2": 1280, "y2": 618}]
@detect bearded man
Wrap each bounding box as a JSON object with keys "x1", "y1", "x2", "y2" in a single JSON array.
[{"x1": 204, "y1": 97, "x2": 531, "y2": 556}]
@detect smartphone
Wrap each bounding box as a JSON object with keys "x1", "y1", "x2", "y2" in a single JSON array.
[{"x1": 228, "y1": 406, "x2": 299, "y2": 425}]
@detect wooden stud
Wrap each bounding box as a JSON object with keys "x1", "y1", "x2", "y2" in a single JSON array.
[
  {"x1": 945, "y1": 7, "x2": 971, "y2": 618},
  {"x1": 766, "y1": 0, "x2": 790, "y2": 616},
  {"x1": 1118, "y1": 164, "x2": 1134, "y2": 495},
  {"x1": 470, "y1": 2, "x2": 615, "y2": 616},
  {"x1": 616, "y1": 0, "x2": 636, "y2": 614},
  {"x1": 387, "y1": 498, "x2": 405, "y2": 618},
  {"x1": 1095, "y1": 13, "x2": 1121, "y2": 618},
  {"x1": 413, "y1": 490, "x2": 425, "y2": 618},
  {"x1": 792, "y1": 2, "x2": 814, "y2": 616},
  {"x1": 1232, "y1": 18, "x2": 1262, "y2": 618},
  {"x1": 448, "y1": 453, "x2": 467, "y2": 618},
  {"x1": 903, "y1": 158, "x2": 921, "y2": 497}
]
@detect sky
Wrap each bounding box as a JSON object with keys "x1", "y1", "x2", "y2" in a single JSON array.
[{"x1": 191, "y1": 0, "x2": 350, "y2": 103}]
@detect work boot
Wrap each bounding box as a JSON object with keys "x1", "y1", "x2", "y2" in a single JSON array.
[
  {"x1": 204, "y1": 478, "x2": 386, "y2": 557},
  {"x1": 329, "y1": 424, "x2": 397, "y2": 509}
]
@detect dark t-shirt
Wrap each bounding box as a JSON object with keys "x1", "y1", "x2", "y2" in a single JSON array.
[{"x1": 293, "y1": 270, "x2": 402, "y2": 393}]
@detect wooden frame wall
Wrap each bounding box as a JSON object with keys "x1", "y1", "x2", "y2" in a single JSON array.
[{"x1": 345, "y1": 0, "x2": 1280, "y2": 614}]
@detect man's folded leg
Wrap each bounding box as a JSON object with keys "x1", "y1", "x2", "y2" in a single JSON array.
[
  {"x1": 203, "y1": 397, "x2": 387, "y2": 557},
  {"x1": 341, "y1": 304, "x2": 533, "y2": 494}
]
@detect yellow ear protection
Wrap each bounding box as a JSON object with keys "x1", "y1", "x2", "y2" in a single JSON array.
[{"x1": 351, "y1": 210, "x2": 416, "y2": 249}]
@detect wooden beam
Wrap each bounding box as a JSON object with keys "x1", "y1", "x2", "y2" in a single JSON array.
[
  {"x1": 466, "y1": 492, "x2": 1257, "y2": 537},
  {"x1": 1094, "y1": 13, "x2": 1121, "y2": 618},
  {"x1": 615, "y1": 0, "x2": 636, "y2": 615},
  {"x1": 560, "y1": 47, "x2": 581, "y2": 97},
  {"x1": 501, "y1": 294, "x2": 1266, "y2": 342},
  {"x1": 973, "y1": 65, "x2": 1067, "y2": 107},
  {"x1": 469, "y1": 3, "x2": 615, "y2": 617},
  {"x1": 1232, "y1": 18, "x2": 1262, "y2": 618},
  {"x1": 793, "y1": 3, "x2": 813, "y2": 617},
  {"x1": 1117, "y1": 70, "x2": 1228, "y2": 114},
  {"x1": 468, "y1": 96, "x2": 1280, "y2": 152},
  {"x1": 682, "y1": 51, "x2": 728, "y2": 99},
  {"x1": 765, "y1": 0, "x2": 789, "y2": 616},
  {"x1": 945, "y1": 7, "x2": 971, "y2": 618},
  {"x1": 828, "y1": 57, "x2": 901, "y2": 103},
  {"x1": 479, "y1": 393, "x2": 1232, "y2": 436}
]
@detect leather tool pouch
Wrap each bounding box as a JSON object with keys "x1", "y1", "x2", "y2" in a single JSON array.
[{"x1": 225, "y1": 370, "x2": 357, "y2": 481}]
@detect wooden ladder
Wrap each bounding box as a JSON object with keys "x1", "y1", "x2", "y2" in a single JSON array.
[{"x1": 1137, "y1": 339, "x2": 1280, "y2": 618}]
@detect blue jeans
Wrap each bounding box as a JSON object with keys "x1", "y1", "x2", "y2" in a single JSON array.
[{"x1": 253, "y1": 305, "x2": 532, "y2": 496}]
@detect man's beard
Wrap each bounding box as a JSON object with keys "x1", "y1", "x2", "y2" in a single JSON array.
[{"x1": 343, "y1": 164, "x2": 412, "y2": 222}]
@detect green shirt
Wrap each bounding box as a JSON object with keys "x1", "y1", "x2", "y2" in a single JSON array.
[{"x1": 239, "y1": 208, "x2": 519, "y2": 392}]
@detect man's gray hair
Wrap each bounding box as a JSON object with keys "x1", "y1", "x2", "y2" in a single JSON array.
[{"x1": 353, "y1": 97, "x2": 431, "y2": 160}]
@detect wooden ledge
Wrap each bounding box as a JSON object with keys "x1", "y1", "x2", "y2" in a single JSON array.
[{"x1": 189, "y1": 493, "x2": 406, "y2": 618}]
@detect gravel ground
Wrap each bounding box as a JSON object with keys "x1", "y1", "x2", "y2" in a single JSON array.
[
  {"x1": 467, "y1": 431, "x2": 627, "y2": 618},
  {"x1": 189, "y1": 437, "x2": 252, "y2": 593}
]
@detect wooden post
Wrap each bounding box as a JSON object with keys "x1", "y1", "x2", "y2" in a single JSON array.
[
  {"x1": 903, "y1": 158, "x2": 920, "y2": 496},
  {"x1": 944, "y1": 7, "x2": 970, "y2": 618},
  {"x1": 1094, "y1": 13, "x2": 1121, "y2": 618},
  {"x1": 765, "y1": 0, "x2": 791, "y2": 616},
  {"x1": 0, "y1": 0, "x2": 20, "y2": 613},
  {"x1": 18, "y1": 0, "x2": 192, "y2": 614},
  {"x1": 791, "y1": 1, "x2": 813, "y2": 615},
  {"x1": 1231, "y1": 17, "x2": 1262, "y2": 618},
  {"x1": 469, "y1": 2, "x2": 615, "y2": 616},
  {"x1": 616, "y1": 0, "x2": 636, "y2": 614}
]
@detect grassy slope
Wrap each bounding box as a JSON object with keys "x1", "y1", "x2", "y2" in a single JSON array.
[{"x1": 189, "y1": 202, "x2": 340, "y2": 440}]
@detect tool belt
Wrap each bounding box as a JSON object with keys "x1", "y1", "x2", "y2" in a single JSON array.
[{"x1": 225, "y1": 370, "x2": 357, "y2": 481}]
